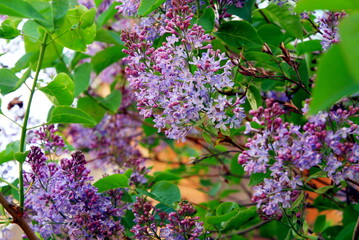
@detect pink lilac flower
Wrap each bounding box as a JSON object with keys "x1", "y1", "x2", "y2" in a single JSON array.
[{"x1": 317, "y1": 11, "x2": 347, "y2": 50}]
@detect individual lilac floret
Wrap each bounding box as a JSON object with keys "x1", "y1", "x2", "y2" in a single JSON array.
[
  {"x1": 24, "y1": 149, "x2": 127, "y2": 239},
  {"x1": 122, "y1": 0, "x2": 245, "y2": 141},
  {"x1": 317, "y1": 11, "x2": 346, "y2": 50}
]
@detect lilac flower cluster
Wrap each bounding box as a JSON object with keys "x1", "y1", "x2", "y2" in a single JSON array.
[
  {"x1": 238, "y1": 99, "x2": 359, "y2": 216},
  {"x1": 122, "y1": 0, "x2": 245, "y2": 141},
  {"x1": 115, "y1": 0, "x2": 141, "y2": 16},
  {"x1": 29, "y1": 125, "x2": 65, "y2": 156},
  {"x1": 159, "y1": 201, "x2": 204, "y2": 240},
  {"x1": 317, "y1": 11, "x2": 347, "y2": 50},
  {"x1": 131, "y1": 198, "x2": 204, "y2": 240},
  {"x1": 24, "y1": 148, "x2": 127, "y2": 239}
]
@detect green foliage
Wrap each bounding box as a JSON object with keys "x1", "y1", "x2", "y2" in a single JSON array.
[
  {"x1": 48, "y1": 106, "x2": 97, "y2": 126},
  {"x1": 40, "y1": 73, "x2": 74, "y2": 106},
  {"x1": 137, "y1": 0, "x2": 167, "y2": 16},
  {"x1": 73, "y1": 62, "x2": 91, "y2": 97},
  {"x1": 0, "y1": 68, "x2": 20, "y2": 95},
  {"x1": 0, "y1": 0, "x2": 46, "y2": 21},
  {"x1": 93, "y1": 174, "x2": 129, "y2": 192},
  {"x1": 308, "y1": 45, "x2": 359, "y2": 114},
  {"x1": 91, "y1": 45, "x2": 126, "y2": 74},
  {"x1": 295, "y1": 0, "x2": 359, "y2": 12},
  {"x1": 214, "y1": 21, "x2": 262, "y2": 48},
  {"x1": 52, "y1": 5, "x2": 96, "y2": 52},
  {"x1": 0, "y1": 19, "x2": 20, "y2": 39},
  {"x1": 0, "y1": 141, "x2": 20, "y2": 165}
]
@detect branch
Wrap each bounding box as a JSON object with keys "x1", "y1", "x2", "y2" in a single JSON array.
[
  {"x1": 0, "y1": 194, "x2": 39, "y2": 240},
  {"x1": 353, "y1": 215, "x2": 359, "y2": 240}
]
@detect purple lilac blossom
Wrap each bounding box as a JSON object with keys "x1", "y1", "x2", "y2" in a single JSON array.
[
  {"x1": 131, "y1": 198, "x2": 204, "y2": 240},
  {"x1": 317, "y1": 11, "x2": 346, "y2": 50},
  {"x1": 115, "y1": 0, "x2": 141, "y2": 16},
  {"x1": 238, "y1": 99, "x2": 359, "y2": 216},
  {"x1": 122, "y1": 0, "x2": 245, "y2": 141},
  {"x1": 24, "y1": 148, "x2": 127, "y2": 239},
  {"x1": 29, "y1": 125, "x2": 66, "y2": 156}
]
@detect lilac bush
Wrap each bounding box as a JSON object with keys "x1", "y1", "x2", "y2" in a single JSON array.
[{"x1": 0, "y1": 0, "x2": 358, "y2": 239}]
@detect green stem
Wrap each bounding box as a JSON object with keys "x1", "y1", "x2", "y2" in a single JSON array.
[{"x1": 18, "y1": 33, "x2": 49, "y2": 210}]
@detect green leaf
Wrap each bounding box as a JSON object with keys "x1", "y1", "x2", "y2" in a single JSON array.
[
  {"x1": 216, "y1": 202, "x2": 239, "y2": 216},
  {"x1": 246, "y1": 85, "x2": 262, "y2": 110},
  {"x1": 335, "y1": 222, "x2": 355, "y2": 240},
  {"x1": 291, "y1": 192, "x2": 304, "y2": 209},
  {"x1": 22, "y1": 20, "x2": 63, "y2": 69},
  {"x1": 94, "y1": 0, "x2": 104, "y2": 7},
  {"x1": 0, "y1": 141, "x2": 20, "y2": 165},
  {"x1": 151, "y1": 181, "x2": 181, "y2": 205},
  {"x1": 80, "y1": 8, "x2": 96, "y2": 28},
  {"x1": 308, "y1": 45, "x2": 359, "y2": 114},
  {"x1": 257, "y1": 24, "x2": 284, "y2": 47},
  {"x1": 48, "y1": 106, "x2": 97, "y2": 126},
  {"x1": 339, "y1": 12, "x2": 359, "y2": 83},
  {"x1": 206, "y1": 202, "x2": 239, "y2": 224},
  {"x1": 305, "y1": 170, "x2": 327, "y2": 183},
  {"x1": 93, "y1": 174, "x2": 129, "y2": 192},
  {"x1": 249, "y1": 171, "x2": 270, "y2": 186},
  {"x1": 0, "y1": 68, "x2": 19, "y2": 95},
  {"x1": 227, "y1": 0, "x2": 255, "y2": 22},
  {"x1": 52, "y1": 5, "x2": 96, "y2": 52},
  {"x1": 13, "y1": 53, "x2": 34, "y2": 72},
  {"x1": 40, "y1": 73, "x2": 74, "y2": 106},
  {"x1": 91, "y1": 45, "x2": 126, "y2": 75},
  {"x1": 263, "y1": 4, "x2": 303, "y2": 39},
  {"x1": 96, "y1": 90, "x2": 122, "y2": 113},
  {"x1": 314, "y1": 185, "x2": 333, "y2": 194},
  {"x1": 197, "y1": 8, "x2": 215, "y2": 32},
  {"x1": 95, "y1": 29, "x2": 123, "y2": 45},
  {"x1": 295, "y1": 0, "x2": 359, "y2": 12},
  {"x1": 296, "y1": 40, "x2": 322, "y2": 55},
  {"x1": 313, "y1": 215, "x2": 326, "y2": 233},
  {"x1": 15, "y1": 67, "x2": 31, "y2": 90},
  {"x1": 0, "y1": 97, "x2": 2, "y2": 114},
  {"x1": 0, "y1": 19, "x2": 20, "y2": 39},
  {"x1": 14, "y1": 151, "x2": 29, "y2": 164},
  {"x1": 214, "y1": 21, "x2": 262, "y2": 48},
  {"x1": 223, "y1": 207, "x2": 258, "y2": 231},
  {"x1": 152, "y1": 172, "x2": 182, "y2": 183},
  {"x1": 77, "y1": 97, "x2": 106, "y2": 122},
  {"x1": 202, "y1": 131, "x2": 212, "y2": 145},
  {"x1": 0, "y1": 0, "x2": 46, "y2": 21},
  {"x1": 137, "y1": 0, "x2": 166, "y2": 16},
  {"x1": 97, "y1": 2, "x2": 121, "y2": 28},
  {"x1": 73, "y1": 62, "x2": 91, "y2": 97}
]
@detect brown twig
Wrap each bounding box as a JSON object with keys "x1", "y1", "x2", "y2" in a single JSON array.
[{"x1": 0, "y1": 193, "x2": 39, "y2": 240}]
